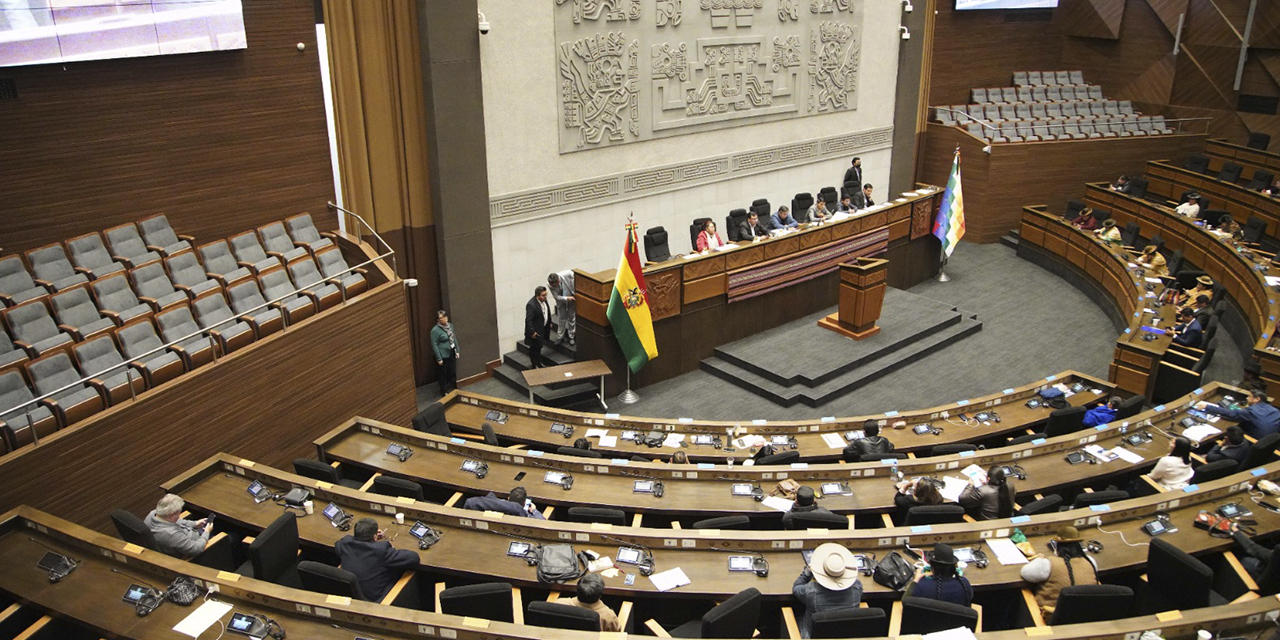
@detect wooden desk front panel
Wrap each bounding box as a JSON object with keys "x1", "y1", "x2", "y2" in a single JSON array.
[{"x1": 1146, "y1": 161, "x2": 1280, "y2": 238}]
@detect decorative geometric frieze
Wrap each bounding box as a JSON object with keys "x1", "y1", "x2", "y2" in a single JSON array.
[{"x1": 557, "y1": 0, "x2": 642, "y2": 23}]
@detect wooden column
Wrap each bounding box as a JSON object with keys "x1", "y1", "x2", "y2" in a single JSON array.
[{"x1": 819, "y1": 258, "x2": 889, "y2": 340}]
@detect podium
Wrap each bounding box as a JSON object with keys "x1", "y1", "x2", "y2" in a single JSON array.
[{"x1": 818, "y1": 257, "x2": 889, "y2": 340}]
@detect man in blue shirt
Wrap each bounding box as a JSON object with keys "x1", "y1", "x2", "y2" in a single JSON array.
[
  {"x1": 1197, "y1": 388, "x2": 1280, "y2": 439},
  {"x1": 771, "y1": 206, "x2": 799, "y2": 230},
  {"x1": 1172, "y1": 308, "x2": 1203, "y2": 348},
  {"x1": 1082, "y1": 396, "x2": 1120, "y2": 428},
  {"x1": 792, "y1": 543, "x2": 862, "y2": 638}
]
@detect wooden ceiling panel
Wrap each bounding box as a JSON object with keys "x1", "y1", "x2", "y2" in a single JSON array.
[
  {"x1": 1239, "y1": 56, "x2": 1280, "y2": 98},
  {"x1": 1238, "y1": 112, "x2": 1280, "y2": 142},
  {"x1": 1170, "y1": 104, "x2": 1248, "y2": 139},
  {"x1": 1059, "y1": 0, "x2": 1125, "y2": 40},
  {"x1": 1252, "y1": 4, "x2": 1280, "y2": 50}
]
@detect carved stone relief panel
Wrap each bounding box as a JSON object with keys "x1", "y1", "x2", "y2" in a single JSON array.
[{"x1": 555, "y1": 0, "x2": 862, "y2": 153}]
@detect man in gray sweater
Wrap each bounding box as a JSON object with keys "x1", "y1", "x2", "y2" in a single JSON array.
[{"x1": 144, "y1": 494, "x2": 211, "y2": 557}]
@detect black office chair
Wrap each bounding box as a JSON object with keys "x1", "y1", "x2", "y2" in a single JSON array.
[
  {"x1": 557, "y1": 445, "x2": 603, "y2": 458},
  {"x1": 370, "y1": 476, "x2": 425, "y2": 501},
  {"x1": 1049, "y1": 585, "x2": 1134, "y2": 625},
  {"x1": 649, "y1": 587, "x2": 761, "y2": 638},
  {"x1": 1192, "y1": 346, "x2": 1216, "y2": 374},
  {"x1": 930, "y1": 443, "x2": 976, "y2": 456},
  {"x1": 298, "y1": 561, "x2": 367, "y2": 600},
  {"x1": 526, "y1": 600, "x2": 600, "y2": 631},
  {"x1": 904, "y1": 505, "x2": 965, "y2": 526},
  {"x1": 1145, "y1": 234, "x2": 1165, "y2": 253},
  {"x1": 1242, "y1": 433, "x2": 1280, "y2": 470},
  {"x1": 1248, "y1": 132, "x2": 1271, "y2": 151},
  {"x1": 1120, "y1": 222, "x2": 1141, "y2": 247},
  {"x1": 841, "y1": 181, "x2": 859, "y2": 200},
  {"x1": 110, "y1": 509, "x2": 158, "y2": 550},
  {"x1": 1070, "y1": 490, "x2": 1128, "y2": 510},
  {"x1": 726, "y1": 208, "x2": 749, "y2": 242},
  {"x1": 563, "y1": 506, "x2": 627, "y2": 526},
  {"x1": 644, "y1": 226, "x2": 672, "y2": 263},
  {"x1": 1248, "y1": 170, "x2": 1275, "y2": 192},
  {"x1": 1143, "y1": 537, "x2": 1227, "y2": 612},
  {"x1": 411, "y1": 402, "x2": 451, "y2": 437},
  {"x1": 1186, "y1": 153, "x2": 1211, "y2": 174},
  {"x1": 1244, "y1": 216, "x2": 1268, "y2": 244},
  {"x1": 1064, "y1": 199, "x2": 1085, "y2": 219},
  {"x1": 237, "y1": 512, "x2": 302, "y2": 588},
  {"x1": 1129, "y1": 177, "x2": 1149, "y2": 199},
  {"x1": 898, "y1": 596, "x2": 979, "y2": 633},
  {"x1": 1115, "y1": 394, "x2": 1145, "y2": 420},
  {"x1": 751, "y1": 198, "x2": 770, "y2": 220},
  {"x1": 1191, "y1": 458, "x2": 1238, "y2": 484},
  {"x1": 1044, "y1": 404, "x2": 1087, "y2": 437},
  {"x1": 1016, "y1": 494, "x2": 1062, "y2": 516},
  {"x1": 786, "y1": 510, "x2": 850, "y2": 530},
  {"x1": 439, "y1": 582, "x2": 515, "y2": 622},
  {"x1": 1218, "y1": 162, "x2": 1243, "y2": 184},
  {"x1": 1008, "y1": 432, "x2": 1047, "y2": 445},
  {"x1": 481, "y1": 422, "x2": 500, "y2": 446},
  {"x1": 293, "y1": 458, "x2": 363, "y2": 489},
  {"x1": 812, "y1": 607, "x2": 888, "y2": 639},
  {"x1": 818, "y1": 187, "x2": 838, "y2": 209},
  {"x1": 691, "y1": 515, "x2": 752, "y2": 530},
  {"x1": 756, "y1": 450, "x2": 800, "y2": 465},
  {"x1": 1164, "y1": 249, "x2": 1184, "y2": 278},
  {"x1": 689, "y1": 217, "x2": 712, "y2": 252},
  {"x1": 792, "y1": 193, "x2": 815, "y2": 223},
  {"x1": 1200, "y1": 209, "x2": 1230, "y2": 227}
]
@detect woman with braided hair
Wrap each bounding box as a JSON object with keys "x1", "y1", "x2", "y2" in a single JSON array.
[
  {"x1": 905, "y1": 543, "x2": 973, "y2": 606},
  {"x1": 1020, "y1": 526, "x2": 1099, "y2": 618},
  {"x1": 959, "y1": 465, "x2": 1017, "y2": 520}
]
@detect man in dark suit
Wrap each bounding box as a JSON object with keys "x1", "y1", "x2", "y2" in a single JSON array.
[
  {"x1": 334, "y1": 518, "x2": 419, "y2": 602},
  {"x1": 851, "y1": 183, "x2": 875, "y2": 209},
  {"x1": 525, "y1": 286, "x2": 553, "y2": 368},
  {"x1": 843, "y1": 157, "x2": 862, "y2": 190},
  {"x1": 738, "y1": 211, "x2": 770, "y2": 242},
  {"x1": 1172, "y1": 307, "x2": 1203, "y2": 348}
]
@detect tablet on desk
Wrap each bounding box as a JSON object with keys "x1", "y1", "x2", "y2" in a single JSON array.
[
  {"x1": 633, "y1": 480, "x2": 655, "y2": 493},
  {"x1": 122, "y1": 584, "x2": 149, "y2": 604},
  {"x1": 461, "y1": 459, "x2": 482, "y2": 472},
  {"x1": 544, "y1": 471, "x2": 567, "y2": 485},
  {"x1": 616, "y1": 547, "x2": 643, "y2": 565},
  {"x1": 821, "y1": 482, "x2": 851, "y2": 496},
  {"x1": 507, "y1": 541, "x2": 533, "y2": 557},
  {"x1": 322, "y1": 503, "x2": 343, "y2": 521},
  {"x1": 728, "y1": 556, "x2": 755, "y2": 571},
  {"x1": 732, "y1": 483, "x2": 756, "y2": 496},
  {"x1": 692, "y1": 435, "x2": 714, "y2": 445},
  {"x1": 247, "y1": 480, "x2": 271, "y2": 502},
  {"x1": 226, "y1": 612, "x2": 258, "y2": 636},
  {"x1": 409, "y1": 521, "x2": 431, "y2": 539}
]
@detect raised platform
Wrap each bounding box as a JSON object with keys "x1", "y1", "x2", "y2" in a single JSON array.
[
  {"x1": 700, "y1": 288, "x2": 982, "y2": 407},
  {"x1": 492, "y1": 339, "x2": 602, "y2": 407}
]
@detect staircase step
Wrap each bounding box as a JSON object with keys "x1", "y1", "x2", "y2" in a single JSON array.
[
  {"x1": 999, "y1": 232, "x2": 1021, "y2": 250},
  {"x1": 516, "y1": 338, "x2": 576, "y2": 360}
]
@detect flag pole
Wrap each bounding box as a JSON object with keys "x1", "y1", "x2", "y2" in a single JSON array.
[
  {"x1": 619, "y1": 212, "x2": 641, "y2": 404},
  {"x1": 937, "y1": 250, "x2": 950, "y2": 282}
]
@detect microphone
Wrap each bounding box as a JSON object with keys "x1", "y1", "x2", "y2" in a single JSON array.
[
  {"x1": 110, "y1": 568, "x2": 165, "y2": 616},
  {"x1": 526, "y1": 458, "x2": 574, "y2": 490},
  {"x1": 28, "y1": 537, "x2": 78, "y2": 583},
  {"x1": 709, "y1": 545, "x2": 770, "y2": 577},
  {"x1": 385, "y1": 443, "x2": 414, "y2": 462},
  {"x1": 601, "y1": 535, "x2": 656, "y2": 576},
  {"x1": 718, "y1": 476, "x2": 764, "y2": 502},
  {"x1": 617, "y1": 469, "x2": 664, "y2": 498}
]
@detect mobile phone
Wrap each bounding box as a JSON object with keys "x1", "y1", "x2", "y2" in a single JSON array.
[{"x1": 514, "y1": 471, "x2": 527, "y2": 481}]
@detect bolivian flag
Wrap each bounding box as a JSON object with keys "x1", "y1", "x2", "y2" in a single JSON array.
[{"x1": 607, "y1": 222, "x2": 658, "y2": 373}]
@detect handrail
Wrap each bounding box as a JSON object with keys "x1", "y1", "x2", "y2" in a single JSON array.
[
  {"x1": 932, "y1": 106, "x2": 1213, "y2": 134},
  {"x1": 327, "y1": 201, "x2": 398, "y2": 277},
  {"x1": 1, "y1": 208, "x2": 396, "y2": 448}
]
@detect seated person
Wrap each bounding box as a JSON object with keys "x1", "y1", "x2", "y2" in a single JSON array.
[
  {"x1": 1110, "y1": 175, "x2": 1131, "y2": 193},
  {"x1": 1206, "y1": 426, "x2": 1249, "y2": 466},
  {"x1": 1196, "y1": 388, "x2": 1280, "y2": 439},
  {"x1": 792, "y1": 543, "x2": 863, "y2": 639},
  {"x1": 1179, "y1": 275, "x2": 1214, "y2": 307},
  {"x1": 893, "y1": 476, "x2": 943, "y2": 517},
  {"x1": 1083, "y1": 396, "x2": 1121, "y2": 427},
  {"x1": 958, "y1": 465, "x2": 1015, "y2": 520},
  {"x1": 1175, "y1": 193, "x2": 1201, "y2": 218},
  {"x1": 670, "y1": 450, "x2": 690, "y2": 464},
  {"x1": 852, "y1": 184, "x2": 875, "y2": 208},
  {"x1": 1096, "y1": 219, "x2": 1122, "y2": 244},
  {"x1": 462, "y1": 486, "x2": 546, "y2": 519},
  {"x1": 695, "y1": 220, "x2": 726, "y2": 252},
  {"x1": 1171, "y1": 307, "x2": 1203, "y2": 348},
  {"x1": 905, "y1": 543, "x2": 973, "y2": 606},
  {"x1": 1071, "y1": 207, "x2": 1098, "y2": 231},
  {"x1": 1145, "y1": 436, "x2": 1194, "y2": 491},
  {"x1": 782, "y1": 486, "x2": 836, "y2": 529},
  {"x1": 771, "y1": 206, "x2": 799, "y2": 230},
  {"x1": 1181, "y1": 294, "x2": 1213, "y2": 325},
  {"x1": 809, "y1": 198, "x2": 832, "y2": 222},
  {"x1": 1231, "y1": 521, "x2": 1277, "y2": 583},
  {"x1": 145, "y1": 493, "x2": 211, "y2": 557},
  {"x1": 573, "y1": 437, "x2": 592, "y2": 451},
  {"x1": 837, "y1": 195, "x2": 856, "y2": 213},
  {"x1": 842, "y1": 419, "x2": 894, "y2": 460},
  {"x1": 738, "y1": 211, "x2": 770, "y2": 242},
  {"x1": 1266, "y1": 179, "x2": 1280, "y2": 197},
  {"x1": 1216, "y1": 214, "x2": 1244, "y2": 241},
  {"x1": 562, "y1": 573, "x2": 621, "y2": 631},
  {"x1": 335, "y1": 517, "x2": 420, "y2": 602},
  {"x1": 1137, "y1": 245, "x2": 1168, "y2": 277},
  {"x1": 1020, "y1": 526, "x2": 1099, "y2": 619}
]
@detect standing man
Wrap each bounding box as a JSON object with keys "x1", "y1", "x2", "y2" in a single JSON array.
[
  {"x1": 548, "y1": 271, "x2": 576, "y2": 348},
  {"x1": 431, "y1": 310, "x2": 459, "y2": 396},
  {"x1": 1197, "y1": 388, "x2": 1280, "y2": 439},
  {"x1": 525, "y1": 286, "x2": 553, "y2": 368},
  {"x1": 334, "y1": 518, "x2": 420, "y2": 602},
  {"x1": 843, "y1": 157, "x2": 863, "y2": 191}
]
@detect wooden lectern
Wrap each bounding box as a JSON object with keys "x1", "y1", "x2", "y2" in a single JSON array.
[{"x1": 818, "y1": 257, "x2": 889, "y2": 340}]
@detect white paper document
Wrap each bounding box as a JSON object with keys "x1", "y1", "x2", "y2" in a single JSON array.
[
  {"x1": 939, "y1": 476, "x2": 969, "y2": 503},
  {"x1": 1266, "y1": 276, "x2": 1280, "y2": 287},
  {"x1": 1182, "y1": 424, "x2": 1223, "y2": 443},
  {"x1": 663, "y1": 433, "x2": 686, "y2": 448},
  {"x1": 821, "y1": 432, "x2": 847, "y2": 449},
  {"x1": 714, "y1": 243, "x2": 737, "y2": 252},
  {"x1": 598, "y1": 435, "x2": 618, "y2": 448},
  {"x1": 649, "y1": 567, "x2": 691, "y2": 592},
  {"x1": 923, "y1": 625, "x2": 979, "y2": 640},
  {"x1": 1084, "y1": 444, "x2": 1118, "y2": 463},
  {"x1": 174, "y1": 600, "x2": 233, "y2": 638},
  {"x1": 762, "y1": 496, "x2": 795, "y2": 512},
  {"x1": 1110, "y1": 446, "x2": 1144, "y2": 464},
  {"x1": 985, "y1": 538, "x2": 1028, "y2": 565},
  {"x1": 585, "y1": 428, "x2": 609, "y2": 438}
]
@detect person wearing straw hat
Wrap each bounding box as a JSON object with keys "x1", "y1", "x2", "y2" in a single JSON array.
[
  {"x1": 1096, "y1": 219, "x2": 1122, "y2": 245},
  {"x1": 1137, "y1": 245, "x2": 1168, "y2": 277},
  {"x1": 905, "y1": 543, "x2": 973, "y2": 606},
  {"x1": 1020, "y1": 525, "x2": 1098, "y2": 618},
  {"x1": 1178, "y1": 275, "x2": 1214, "y2": 307},
  {"x1": 792, "y1": 542, "x2": 863, "y2": 638}
]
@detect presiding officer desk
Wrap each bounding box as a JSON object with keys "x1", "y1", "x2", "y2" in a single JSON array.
[
  {"x1": 439, "y1": 372, "x2": 1117, "y2": 464},
  {"x1": 573, "y1": 187, "x2": 945, "y2": 391},
  {"x1": 164, "y1": 448, "x2": 1280, "y2": 602},
  {"x1": 2, "y1": 507, "x2": 1279, "y2": 640}
]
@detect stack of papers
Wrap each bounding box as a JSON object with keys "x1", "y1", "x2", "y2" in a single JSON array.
[
  {"x1": 585, "y1": 428, "x2": 609, "y2": 438},
  {"x1": 821, "y1": 432, "x2": 847, "y2": 449},
  {"x1": 1084, "y1": 444, "x2": 1118, "y2": 463},
  {"x1": 985, "y1": 538, "x2": 1028, "y2": 565},
  {"x1": 174, "y1": 601, "x2": 233, "y2": 638},
  {"x1": 663, "y1": 433, "x2": 686, "y2": 448},
  {"x1": 1110, "y1": 446, "x2": 1143, "y2": 464},
  {"x1": 1183, "y1": 423, "x2": 1222, "y2": 443},
  {"x1": 923, "y1": 626, "x2": 979, "y2": 640},
  {"x1": 938, "y1": 476, "x2": 970, "y2": 503},
  {"x1": 649, "y1": 567, "x2": 691, "y2": 592},
  {"x1": 762, "y1": 496, "x2": 795, "y2": 512},
  {"x1": 598, "y1": 435, "x2": 618, "y2": 447}
]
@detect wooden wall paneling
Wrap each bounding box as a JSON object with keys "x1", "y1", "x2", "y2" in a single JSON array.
[
  {"x1": 0, "y1": 0, "x2": 334, "y2": 256},
  {"x1": 0, "y1": 283, "x2": 417, "y2": 532},
  {"x1": 1058, "y1": 0, "x2": 1126, "y2": 39},
  {"x1": 1182, "y1": 0, "x2": 1247, "y2": 47},
  {"x1": 927, "y1": 4, "x2": 1061, "y2": 105}
]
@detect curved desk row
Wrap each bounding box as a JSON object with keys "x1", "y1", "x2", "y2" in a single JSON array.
[
  {"x1": 319, "y1": 383, "x2": 1231, "y2": 519},
  {"x1": 1146, "y1": 159, "x2": 1280, "y2": 240},
  {"x1": 165, "y1": 451, "x2": 1278, "y2": 602},
  {"x1": 442, "y1": 370, "x2": 1116, "y2": 464},
  {"x1": 2, "y1": 506, "x2": 1278, "y2": 640},
  {"x1": 1205, "y1": 139, "x2": 1280, "y2": 187}
]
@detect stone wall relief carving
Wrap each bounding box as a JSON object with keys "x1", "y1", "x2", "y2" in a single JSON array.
[
  {"x1": 778, "y1": 0, "x2": 799, "y2": 21},
  {"x1": 656, "y1": 0, "x2": 682, "y2": 26},
  {"x1": 701, "y1": 0, "x2": 763, "y2": 28},
  {"x1": 557, "y1": 0, "x2": 642, "y2": 23},
  {"x1": 807, "y1": 20, "x2": 859, "y2": 113},
  {"x1": 559, "y1": 32, "x2": 641, "y2": 148}
]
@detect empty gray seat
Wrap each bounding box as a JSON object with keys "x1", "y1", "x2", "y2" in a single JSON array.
[
  {"x1": 286, "y1": 256, "x2": 343, "y2": 312},
  {"x1": 0, "y1": 331, "x2": 26, "y2": 370},
  {"x1": 155, "y1": 305, "x2": 215, "y2": 371},
  {"x1": 1069, "y1": 70, "x2": 1084, "y2": 84},
  {"x1": 1016, "y1": 87, "x2": 1032, "y2": 103},
  {"x1": 128, "y1": 262, "x2": 187, "y2": 313},
  {"x1": 257, "y1": 268, "x2": 315, "y2": 325},
  {"x1": 228, "y1": 231, "x2": 283, "y2": 275},
  {"x1": 65, "y1": 233, "x2": 125, "y2": 280},
  {"x1": 1118, "y1": 100, "x2": 1134, "y2": 115},
  {"x1": 1030, "y1": 103, "x2": 1046, "y2": 120},
  {"x1": 191, "y1": 291, "x2": 254, "y2": 355},
  {"x1": 1000, "y1": 87, "x2": 1017, "y2": 103},
  {"x1": 1015, "y1": 104, "x2": 1031, "y2": 120},
  {"x1": 1060, "y1": 103, "x2": 1079, "y2": 118},
  {"x1": 1046, "y1": 86, "x2": 1062, "y2": 102},
  {"x1": 197, "y1": 241, "x2": 253, "y2": 286},
  {"x1": 1032, "y1": 86, "x2": 1047, "y2": 102},
  {"x1": 25, "y1": 244, "x2": 89, "y2": 292},
  {"x1": 72, "y1": 335, "x2": 144, "y2": 405},
  {"x1": 998, "y1": 104, "x2": 1016, "y2": 121},
  {"x1": 1016, "y1": 122, "x2": 1039, "y2": 141},
  {"x1": 2, "y1": 300, "x2": 73, "y2": 356},
  {"x1": 103, "y1": 224, "x2": 161, "y2": 269},
  {"x1": 137, "y1": 214, "x2": 192, "y2": 256},
  {"x1": 0, "y1": 256, "x2": 46, "y2": 307},
  {"x1": 314, "y1": 247, "x2": 368, "y2": 297},
  {"x1": 226, "y1": 279, "x2": 284, "y2": 339},
  {"x1": 1045, "y1": 103, "x2": 1062, "y2": 119},
  {"x1": 284, "y1": 213, "x2": 335, "y2": 254},
  {"x1": 163, "y1": 250, "x2": 219, "y2": 299},
  {"x1": 26, "y1": 350, "x2": 104, "y2": 427},
  {"x1": 257, "y1": 222, "x2": 308, "y2": 263},
  {"x1": 1152, "y1": 115, "x2": 1173, "y2": 133},
  {"x1": 971, "y1": 88, "x2": 988, "y2": 104},
  {"x1": 1088, "y1": 85, "x2": 1103, "y2": 100},
  {"x1": 935, "y1": 107, "x2": 955, "y2": 126},
  {"x1": 49, "y1": 286, "x2": 114, "y2": 341},
  {"x1": 90, "y1": 274, "x2": 151, "y2": 325},
  {"x1": 115, "y1": 319, "x2": 184, "y2": 388},
  {"x1": 0, "y1": 368, "x2": 57, "y2": 449},
  {"x1": 1060, "y1": 86, "x2": 1076, "y2": 101},
  {"x1": 1027, "y1": 71, "x2": 1043, "y2": 85}
]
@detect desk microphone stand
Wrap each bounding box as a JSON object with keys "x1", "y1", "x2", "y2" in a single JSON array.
[{"x1": 619, "y1": 366, "x2": 640, "y2": 404}]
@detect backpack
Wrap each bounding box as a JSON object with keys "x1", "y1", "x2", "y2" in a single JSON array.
[
  {"x1": 872, "y1": 551, "x2": 913, "y2": 590},
  {"x1": 535, "y1": 544, "x2": 587, "y2": 583}
]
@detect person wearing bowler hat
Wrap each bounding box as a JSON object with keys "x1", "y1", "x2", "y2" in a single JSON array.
[
  {"x1": 1096, "y1": 219, "x2": 1122, "y2": 245},
  {"x1": 1020, "y1": 526, "x2": 1099, "y2": 618},
  {"x1": 905, "y1": 543, "x2": 974, "y2": 606},
  {"x1": 792, "y1": 542, "x2": 863, "y2": 638}
]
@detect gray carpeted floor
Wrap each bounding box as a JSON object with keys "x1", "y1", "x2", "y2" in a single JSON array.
[{"x1": 424, "y1": 242, "x2": 1247, "y2": 419}]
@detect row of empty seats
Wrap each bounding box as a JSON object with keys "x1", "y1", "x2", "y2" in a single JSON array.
[
  {"x1": 972, "y1": 84, "x2": 1104, "y2": 105},
  {"x1": 966, "y1": 116, "x2": 1174, "y2": 143},
  {"x1": 1185, "y1": 153, "x2": 1279, "y2": 194},
  {"x1": 938, "y1": 100, "x2": 1137, "y2": 126},
  {"x1": 1013, "y1": 69, "x2": 1087, "y2": 87}
]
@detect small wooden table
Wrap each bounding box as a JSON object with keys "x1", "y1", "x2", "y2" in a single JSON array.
[{"x1": 521, "y1": 359, "x2": 612, "y2": 409}]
